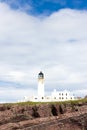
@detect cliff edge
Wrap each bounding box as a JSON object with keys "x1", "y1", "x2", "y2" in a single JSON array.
[{"x1": 0, "y1": 100, "x2": 87, "y2": 130}]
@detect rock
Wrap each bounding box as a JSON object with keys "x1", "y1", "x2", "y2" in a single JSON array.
[
  {"x1": 59, "y1": 104, "x2": 66, "y2": 114},
  {"x1": 0, "y1": 103, "x2": 86, "y2": 129}
]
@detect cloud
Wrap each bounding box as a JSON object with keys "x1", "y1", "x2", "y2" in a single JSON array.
[
  {"x1": 0, "y1": 87, "x2": 36, "y2": 102},
  {"x1": 0, "y1": 0, "x2": 32, "y2": 12},
  {"x1": 72, "y1": 89, "x2": 87, "y2": 97},
  {"x1": 0, "y1": 2, "x2": 87, "y2": 101}
]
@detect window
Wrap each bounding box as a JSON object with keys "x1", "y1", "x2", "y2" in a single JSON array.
[
  {"x1": 42, "y1": 97, "x2": 44, "y2": 99},
  {"x1": 59, "y1": 97, "x2": 61, "y2": 99}
]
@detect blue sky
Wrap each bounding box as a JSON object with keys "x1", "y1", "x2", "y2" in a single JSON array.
[
  {"x1": 1, "y1": 0, "x2": 87, "y2": 15},
  {"x1": 0, "y1": 0, "x2": 87, "y2": 102}
]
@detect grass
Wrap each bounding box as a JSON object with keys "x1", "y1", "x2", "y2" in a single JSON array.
[{"x1": 1, "y1": 98, "x2": 87, "y2": 106}]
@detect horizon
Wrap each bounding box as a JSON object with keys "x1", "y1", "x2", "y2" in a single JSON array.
[{"x1": 0, "y1": 0, "x2": 87, "y2": 102}]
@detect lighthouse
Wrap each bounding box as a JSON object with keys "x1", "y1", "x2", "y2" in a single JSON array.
[
  {"x1": 21, "y1": 71, "x2": 75, "y2": 102},
  {"x1": 38, "y1": 71, "x2": 44, "y2": 98}
]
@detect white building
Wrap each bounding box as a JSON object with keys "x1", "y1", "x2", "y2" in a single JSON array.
[
  {"x1": 22, "y1": 71, "x2": 75, "y2": 102},
  {"x1": 38, "y1": 71, "x2": 44, "y2": 98},
  {"x1": 51, "y1": 89, "x2": 75, "y2": 101}
]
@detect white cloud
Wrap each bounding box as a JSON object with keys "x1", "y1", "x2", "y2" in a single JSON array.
[
  {"x1": 8, "y1": 71, "x2": 26, "y2": 81},
  {"x1": 72, "y1": 89, "x2": 87, "y2": 97},
  {"x1": 0, "y1": 87, "x2": 36, "y2": 102},
  {"x1": 0, "y1": 3, "x2": 87, "y2": 101}
]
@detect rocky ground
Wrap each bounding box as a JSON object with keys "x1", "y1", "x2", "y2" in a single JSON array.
[{"x1": 0, "y1": 101, "x2": 87, "y2": 130}]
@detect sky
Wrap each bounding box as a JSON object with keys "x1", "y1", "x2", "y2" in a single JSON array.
[{"x1": 0, "y1": 0, "x2": 87, "y2": 102}]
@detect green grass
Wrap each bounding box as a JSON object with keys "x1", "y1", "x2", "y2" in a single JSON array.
[{"x1": 2, "y1": 98, "x2": 87, "y2": 106}]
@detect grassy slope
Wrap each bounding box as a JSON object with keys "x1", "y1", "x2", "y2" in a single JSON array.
[{"x1": 4, "y1": 98, "x2": 87, "y2": 106}]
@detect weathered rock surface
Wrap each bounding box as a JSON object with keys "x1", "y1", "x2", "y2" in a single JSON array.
[{"x1": 0, "y1": 102, "x2": 87, "y2": 130}]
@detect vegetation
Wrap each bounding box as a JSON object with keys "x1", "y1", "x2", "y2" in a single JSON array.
[{"x1": 1, "y1": 98, "x2": 87, "y2": 106}]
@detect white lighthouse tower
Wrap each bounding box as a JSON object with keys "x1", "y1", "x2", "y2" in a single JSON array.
[{"x1": 38, "y1": 71, "x2": 44, "y2": 99}]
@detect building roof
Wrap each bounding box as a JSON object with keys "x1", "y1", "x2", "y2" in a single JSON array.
[{"x1": 38, "y1": 71, "x2": 44, "y2": 75}]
